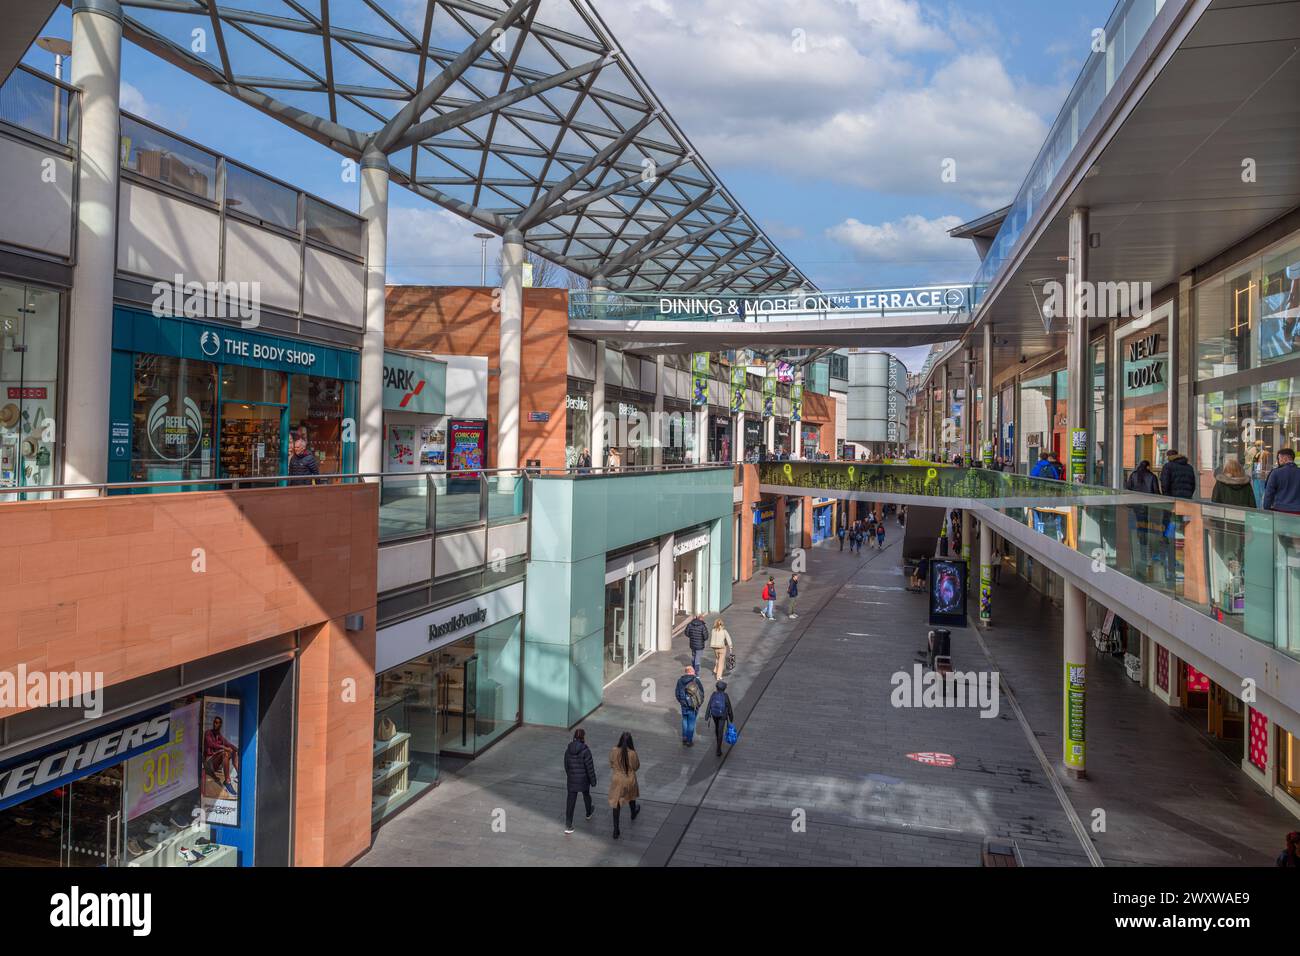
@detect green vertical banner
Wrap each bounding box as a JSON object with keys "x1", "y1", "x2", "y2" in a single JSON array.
[
  {"x1": 790, "y1": 383, "x2": 803, "y2": 423},
  {"x1": 763, "y1": 366, "x2": 777, "y2": 418},
  {"x1": 979, "y1": 564, "x2": 992, "y2": 623},
  {"x1": 730, "y1": 365, "x2": 746, "y2": 413},
  {"x1": 982, "y1": 440, "x2": 994, "y2": 466},
  {"x1": 1064, "y1": 662, "x2": 1086, "y2": 772},
  {"x1": 691, "y1": 352, "x2": 709, "y2": 407},
  {"x1": 1070, "y1": 427, "x2": 1087, "y2": 483}
]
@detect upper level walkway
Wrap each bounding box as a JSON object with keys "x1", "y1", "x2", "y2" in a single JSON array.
[
  {"x1": 754, "y1": 460, "x2": 1300, "y2": 734},
  {"x1": 567, "y1": 286, "x2": 974, "y2": 350}
]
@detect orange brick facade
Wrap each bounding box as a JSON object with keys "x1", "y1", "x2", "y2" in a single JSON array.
[
  {"x1": 386, "y1": 286, "x2": 571, "y2": 470},
  {"x1": 0, "y1": 484, "x2": 379, "y2": 867}
]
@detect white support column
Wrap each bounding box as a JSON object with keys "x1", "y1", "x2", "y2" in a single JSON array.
[
  {"x1": 358, "y1": 144, "x2": 389, "y2": 477},
  {"x1": 65, "y1": 0, "x2": 123, "y2": 489},
  {"x1": 939, "y1": 364, "x2": 949, "y2": 461},
  {"x1": 982, "y1": 322, "x2": 993, "y2": 465},
  {"x1": 657, "y1": 533, "x2": 674, "y2": 650},
  {"x1": 695, "y1": 406, "x2": 708, "y2": 464},
  {"x1": 591, "y1": 339, "x2": 606, "y2": 469},
  {"x1": 1063, "y1": 580, "x2": 1088, "y2": 778},
  {"x1": 978, "y1": 516, "x2": 993, "y2": 626},
  {"x1": 960, "y1": 508, "x2": 972, "y2": 566},
  {"x1": 497, "y1": 229, "x2": 524, "y2": 471},
  {"x1": 765, "y1": 414, "x2": 775, "y2": 455},
  {"x1": 735, "y1": 409, "x2": 745, "y2": 462},
  {"x1": 1066, "y1": 207, "x2": 1089, "y2": 483},
  {"x1": 653, "y1": 355, "x2": 665, "y2": 466},
  {"x1": 792, "y1": 373, "x2": 803, "y2": 458},
  {"x1": 963, "y1": 347, "x2": 975, "y2": 461}
]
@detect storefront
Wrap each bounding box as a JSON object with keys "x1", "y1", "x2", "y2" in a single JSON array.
[
  {"x1": 663, "y1": 397, "x2": 691, "y2": 465},
  {"x1": 811, "y1": 498, "x2": 834, "y2": 543},
  {"x1": 565, "y1": 378, "x2": 592, "y2": 467},
  {"x1": 786, "y1": 497, "x2": 802, "y2": 549},
  {"x1": 604, "y1": 545, "x2": 658, "y2": 685},
  {"x1": 800, "y1": 423, "x2": 821, "y2": 457},
  {"x1": 672, "y1": 527, "x2": 711, "y2": 626},
  {"x1": 609, "y1": 390, "x2": 653, "y2": 467},
  {"x1": 1117, "y1": 305, "x2": 1171, "y2": 486},
  {"x1": 709, "y1": 413, "x2": 732, "y2": 463},
  {"x1": 372, "y1": 582, "x2": 524, "y2": 825},
  {"x1": 0, "y1": 280, "x2": 62, "y2": 496},
  {"x1": 382, "y1": 350, "x2": 447, "y2": 472},
  {"x1": 108, "y1": 308, "x2": 358, "y2": 484},
  {"x1": 775, "y1": 418, "x2": 791, "y2": 457},
  {"x1": 752, "y1": 502, "x2": 776, "y2": 572},
  {"x1": 745, "y1": 418, "x2": 763, "y2": 458},
  {"x1": 0, "y1": 663, "x2": 291, "y2": 867}
]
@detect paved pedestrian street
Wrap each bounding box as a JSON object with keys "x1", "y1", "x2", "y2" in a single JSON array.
[{"x1": 359, "y1": 537, "x2": 1295, "y2": 867}]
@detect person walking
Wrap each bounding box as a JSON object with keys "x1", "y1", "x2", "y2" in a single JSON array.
[
  {"x1": 838, "y1": 522, "x2": 846, "y2": 551},
  {"x1": 762, "y1": 576, "x2": 777, "y2": 620},
  {"x1": 875, "y1": 521, "x2": 886, "y2": 551},
  {"x1": 710, "y1": 618, "x2": 733, "y2": 679},
  {"x1": 674, "y1": 666, "x2": 705, "y2": 747},
  {"x1": 1030, "y1": 452, "x2": 1057, "y2": 480},
  {"x1": 706, "y1": 681, "x2": 735, "y2": 757},
  {"x1": 287, "y1": 432, "x2": 321, "y2": 485},
  {"x1": 1211, "y1": 457, "x2": 1256, "y2": 508},
  {"x1": 607, "y1": 732, "x2": 640, "y2": 839},
  {"x1": 1262, "y1": 448, "x2": 1300, "y2": 513},
  {"x1": 1160, "y1": 450, "x2": 1196, "y2": 498},
  {"x1": 606, "y1": 446, "x2": 622, "y2": 472},
  {"x1": 563, "y1": 728, "x2": 597, "y2": 834},
  {"x1": 577, "y1": 447, "x2": 592, "y2": 474},
  {"x1": 1125, "y1": 459, "x2": 1161, "y2": 494},
  {"x1": 787, "y1": 573, "x2": 799, "y2": 619},
  {"x1": 990, "y1": 543, "x2": 1002, "y2": 584},
  {"x1": 1277, "y1": 831, "x2": 1300, "y2": 868},
  {"x1": 684, "y1": 611, "x2": 709, "y2": 674}
]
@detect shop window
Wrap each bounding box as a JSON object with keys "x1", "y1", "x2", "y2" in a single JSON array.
[
  {"x1": 1248, "y1": 708, "x2": 1268, "y2": 772},
  {"x1": 290, "y1": 374, "x2": 346, "y2": 475},
  {"x1": 131, "y1": 354, "x2": 218, "y2": 483},
  {"x1": 0, "y1": 282, "x2": 60, "y2": 495},
  {"x1": 1278, "y1": 726, "x2": 1300, "y2": 800},
  {"x1": 1196, "y1": 233, "x2": 1300, "y2": 380}
]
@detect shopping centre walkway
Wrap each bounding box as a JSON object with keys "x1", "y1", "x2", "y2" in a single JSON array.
[{"x1": 357, "y1": 534, "x2": 1296, "y2": 867}]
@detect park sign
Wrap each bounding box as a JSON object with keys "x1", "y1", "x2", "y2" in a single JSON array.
[{"x1": 656, "y1": 285, "x2": 971, "y2": 320}]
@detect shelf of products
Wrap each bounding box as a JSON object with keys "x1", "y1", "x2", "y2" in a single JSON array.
[{"x1": 372, "y1": 731, "x2": 410, "y2": 824}]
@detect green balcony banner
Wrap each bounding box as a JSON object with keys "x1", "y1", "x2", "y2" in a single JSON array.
[
  {"x1": 763, "y1": 366, "x2": 777, "y2": 418},
  {"x1": 692, "y1": 352, "x2": 709, "y2": 406},
  {"x1": 730, "y1": 365, "x2": 745, "y2": 413}
]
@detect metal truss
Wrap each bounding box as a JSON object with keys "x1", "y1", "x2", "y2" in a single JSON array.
[{"x1": 109, "y1": 0, "x2": 812, "y2": 293}]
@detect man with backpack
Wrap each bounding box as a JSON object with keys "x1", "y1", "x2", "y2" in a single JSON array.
[
  {"x1": 674, "y1": 666, "x2": 705, "y2": 747},
  {"x1": 787, "y1": 573, "x2": 799, "y2": 619},
  {"x1": 706, "y1": 682, "x2": 736, "y2": 757},
  {"x1": 838, "y1": 522, "x2": 846, "y2": 551},
  {"x1": 761, "y1": 576, "x2": 776, "y2": 620},
  {"x1": 684, "y1": 611, "x2": 709, "y2": 674}
]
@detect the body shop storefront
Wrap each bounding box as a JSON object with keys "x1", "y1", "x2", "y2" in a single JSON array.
[{"x1": 108, "y1": 308, "x2": 358, "y2": 484}]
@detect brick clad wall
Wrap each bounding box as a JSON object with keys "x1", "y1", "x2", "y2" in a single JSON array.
[
  {"x1": 385, "y1": 286, "x2": 570, "y2": 469},
  {"x1": 802, "y1": 389, "x2": 837, "y2": 455}
]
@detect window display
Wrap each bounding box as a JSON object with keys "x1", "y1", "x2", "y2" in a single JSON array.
[
  {"x1": 1197, "y1": 233, "x2": 1300, "y2": 379},
  {"x1": 1195, "y1": 375, "x2": 1300, "y2": 499},
  {"x1": 0, "y1": 282, "x2": 61, "y2": 496},
  {"x1": 131, "y1": 355, "x2": 218, "y2": 483},
  {"x1": 1119, "y1": 319, "x2": 1169, "y2": 485}
]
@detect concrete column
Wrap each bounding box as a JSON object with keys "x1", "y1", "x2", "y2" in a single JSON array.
[
  {"x1": 792, "y1": 373, "x2": 803, "y2": 458},
  {"x1": 978, "y1": 517, "x2": 993, "y2": 626},
  {"x1": 765, "y1": 414, "x2": 775, "y2": 455},
  {"x1": 497, "y1": 229, "x2": 524, "y2": 470},
  {"x1": 695, "y1": 406, "x2": 708, "y2": 463},
  {"x1": 358, "y1": 145, "x2": 389, "y2": 477},
  {"x1": 65, "y1": 0, "x2": 123, "y2": 488},
  {"x1": 964, "y1": 347, "x2": 975, "y2": 461},
  {"x1": 653, "y1": 355, "x2": 665, "y2": 466},
  {"x1": 735, "y1": 409, "x2": 745, "y2": 462},
  {"x1": 982, "y1": 323, "x2": 993, "y2": 465},
  {"x1": 1063, "y1": 580, "x2": 1088, "y2": 777},
  {"x1": 939, "y1": 364, "x2": 949, "y2": 461},
  {"x1": 1065, "y1": 207, "x2": 1089, "y2": 483},
  {"x1": 591, "y1": 339, "x2": 606, "y2": 469},
  {"x1": 657, "y1": 533, "x2": 674, "y2": 651},
  {"x1": 960, "y1": 508, "x2": 972, "y2": 566}
]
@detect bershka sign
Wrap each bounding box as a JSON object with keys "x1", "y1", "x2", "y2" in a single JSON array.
[
  {"x1": 429, "y1": 607, "x2": 487, "y2": 642},
  {"x1": 0, "y1": 712, "x2": 170, "y2": 810}
]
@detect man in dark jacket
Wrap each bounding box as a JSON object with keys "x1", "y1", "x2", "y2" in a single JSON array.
[
  {"x1": 684, "y1": 612, "x2": 709, "y2": 674},
  {"x1": 1125, "y1": 460, "x2": 1160, "y2": 495},
  {"x1": 287, "y1": 433, "x2": 321, "y2": 485},
  {"x1": 1263, "y1": 448, "x2": 1300, "y2": 513},
  {"x1": 1160, "y1": 451, "x2": 1196, "y2": 498},
  {"x1": 674, "y1": 666, "x2": 705, "y2": 746},
  {"x1": 563, "y1": 728, "x2": 597, "y2": 833}
]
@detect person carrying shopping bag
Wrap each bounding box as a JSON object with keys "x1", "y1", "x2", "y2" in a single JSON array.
[
  {"x1": 706, "y1": 681, "x2": 736, "y2": 757},
  {"x1": 710, "y1": 618, "x2": 733, "y2": 679}
]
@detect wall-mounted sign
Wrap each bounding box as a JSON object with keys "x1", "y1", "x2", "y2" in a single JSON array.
[
  {"x1": 430, "y1": 607, "x2": 487, "y2": 642},
  {"x1": 375, "y1": 581, "x2": 524, "y2": 672},
  {"x1": 673, "y1": 532, "x2": 711, "y2": 557},
  {"x1": 655, "y1": 286, "x2": 970, "y2": 319},
  {"x1": 6, "y1": 387, "x2": 46, "y2": 400},
  {"x1": 527, "y1": 411, "x2": 550, "y2": 422},
  {"x1": 383, "y1": 351, "x2": 447, "y2": 415},
  {"x1": 1123, "y1": 331, "x2": 1166, "y2": 396}
]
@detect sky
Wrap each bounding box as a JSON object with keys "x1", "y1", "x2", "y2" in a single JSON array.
[{"x1": 26, "y1": 0, "x2": 1117, "y2": 370}]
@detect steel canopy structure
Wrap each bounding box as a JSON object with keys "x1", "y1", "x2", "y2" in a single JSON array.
[{"x1": 107, "y1": 0, "x2": 812, "y2": 294}]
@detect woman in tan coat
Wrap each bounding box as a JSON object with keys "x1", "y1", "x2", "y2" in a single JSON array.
[
  {"x1": 608, "y1": 731, "x2": 640, "y2": 839},
  {"x1": 710, "y1": 618, "x2": 733, "y2": 679}
]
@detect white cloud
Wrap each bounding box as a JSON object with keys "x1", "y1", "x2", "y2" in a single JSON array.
[
  {"x1": 385, "y1": 205, "x2": 495, "y2": 286},
  {"x1": 827, "y1": 213, "x2": 977, "y2": 272}
]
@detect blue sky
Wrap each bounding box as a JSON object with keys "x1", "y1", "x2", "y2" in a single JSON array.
[{"x1": 26, "y1": 0, "x2": 1117, "y2": 368}]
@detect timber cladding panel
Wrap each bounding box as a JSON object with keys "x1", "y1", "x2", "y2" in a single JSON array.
[{"x1": 385, "y1": 286, "x2": 570, "y2": 469}]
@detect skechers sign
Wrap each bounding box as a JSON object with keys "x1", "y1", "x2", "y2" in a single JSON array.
[
  {"x1": 656, "y1": 286, "x2": 970, "y2": 319},
  {"x1": 0, "y1": 711, "x2": 170, "y2": 809}
]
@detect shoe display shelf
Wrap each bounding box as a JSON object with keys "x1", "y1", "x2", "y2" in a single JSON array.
[{"x1": 372, "y1": 731, "x2": 411, "y2": 824}]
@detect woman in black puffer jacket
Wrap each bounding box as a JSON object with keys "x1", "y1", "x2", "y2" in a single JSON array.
[{"x1": 563, "y1": 728, "x2": 597, "y2": 833}]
